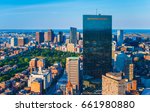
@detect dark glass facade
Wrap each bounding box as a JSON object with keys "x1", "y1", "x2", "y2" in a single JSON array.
[
  {"x1": 83, "y1": 15, "x2": 112, "y2": 78},
  {"x1": 70, "y1": 27, "x2": 77, "y2": 44}
]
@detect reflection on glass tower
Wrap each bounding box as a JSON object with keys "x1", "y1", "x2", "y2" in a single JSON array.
[{"x1": 83, "y1": 15, "x2": 112, "y2": 79}]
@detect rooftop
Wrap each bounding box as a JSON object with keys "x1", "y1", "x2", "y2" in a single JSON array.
[
  {"x1": 67, "y1": 57, "x2": 79, "y2": 60},
  {"x1": 105, "y1": 72, "x2": 124, "y2": 81},
  {"x1": 32, "y1": 69, "x2": 50, "y2": 76}
]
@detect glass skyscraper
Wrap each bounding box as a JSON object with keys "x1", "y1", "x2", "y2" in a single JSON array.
[
  {"x1": 83, "y1": 15, "x2": 112, "y2": 79},
  {"x1": 70, "y1": 27, "x2": 77, "y2": 44}
]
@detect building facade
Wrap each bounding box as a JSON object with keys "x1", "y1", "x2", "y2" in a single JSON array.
[
  {"x1": 44, "y1": 29, "x2": 54, "y2": 42},
  {"x1": 11, "y1": 37, "x2": 18, "y2": 47},
  {"x1": 102, "y1": 72, "x2": 126, "y2": 95},
  {"x1": 36, "y1": 32, "x2": 44, "y2": 44},
  {"x1": 117, "y1": 30, "x2": 124, "y2": 46},
  {"x1": 31, "y1": 78, "x2": 43, "y2": 94},
  {"x1": 70, "y1": 27, "x2": 77, "y2": 44},
  {"x1": 28, "y1": 69, "x2": 52, "y2": 90},
  {"x1": 18, "y1": 37, "x2": 25, "y2": 47},
  {"x1": 83, "y1": 15, "x2": 112, "y2": 78},
  {"x1": 66, "y1": 57, "x2": 81, "y2": 94}
]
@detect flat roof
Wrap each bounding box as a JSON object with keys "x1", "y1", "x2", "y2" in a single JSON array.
[{"x1": 67, "y1": 57, "x2": 79, "y2": 59}]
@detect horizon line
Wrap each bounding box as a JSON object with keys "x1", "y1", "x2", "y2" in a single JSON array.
[{"x1": 1, "y1": 28, "x2": 150, "y2": 30}]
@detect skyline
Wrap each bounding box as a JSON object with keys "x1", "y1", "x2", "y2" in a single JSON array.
[
  {"x1": 0, "y1": 0, "x2": 150, "y2": 29},
  {"x1": 0, "y1": 3, "x2": 150, "y2": 96}
]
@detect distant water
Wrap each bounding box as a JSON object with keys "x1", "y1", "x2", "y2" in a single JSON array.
[
  {"x1": 0, "y1": 29, "x2": 150, "y2": 35},
  {"x1": 115, "y1": 29, "x2": 150, "y2": 35}
]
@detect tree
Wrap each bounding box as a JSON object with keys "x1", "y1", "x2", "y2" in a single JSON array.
[
  {"x1": 0, "y1": 48, "x2": 80, "y2": 83},
  {"x1": 24, "y1": 58, "x2": 29, "y2": 63}
]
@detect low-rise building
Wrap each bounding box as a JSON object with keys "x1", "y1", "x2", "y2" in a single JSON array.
[
  {"x1": 28, "y1": 68, "x2": 52, "y2": 90},
  {"x1": 31, "y1": 78, "x2": 43, "y2": 94}
]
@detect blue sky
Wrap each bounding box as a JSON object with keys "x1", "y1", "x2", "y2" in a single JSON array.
[{"x1": 0, "y1": 0, "x2": 150, "y2": 29}]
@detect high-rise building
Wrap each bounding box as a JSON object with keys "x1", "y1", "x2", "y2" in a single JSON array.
[
  {"x1": 83, "y1": 15, "x2": 112, "y2": 79},
  {"x1": 112, "y1": 41, "x2": 117, "y2": 69},
  {"x1": 114, "y1": 52, "x2": 133, "y2": 80},
  {"x1": 102, "y1": 72, "x2": 126, "y2": 95},
  {"x1": 70, "y1": 27, "x2": 77, "y2": 44},
  {"x1": 112, "y1": 34, "x2": 117, "y2": 42},
  {"x1": 117, "y1": 30, "x2": 124, "y2": 46},
  {"x1": 18, "y1": 37, "x2": 24, "y2": 47},
  {"x1": 58, "y1": 32, "x2": 64, "y2": 44},
  {"x1": 11, "y1": 37, "x2": 18, "y2": 47},
  {"x1": 66, "y1": 57, "x2": 81, "y2": 94},
  {"x1": 124, "y1": 62, "x2": 134, "y2": 81},
  {"x1": 36, "y1": 32, "x2": 44, "y2": 44},
  {"x1": 44, "y1": 32, "x2": 51, "y2": 42},
  {"x1": 53, "y1": 36, "x2": 57, "y2": 43},
  {"x1": 77, "y1": 32, "x2": 81, "y2": 40},
  {"x1": 44, "y1": 29, "x2": 54, "y2": 42},
  {"x1": 24, "y1": 37, "x2": 29, "y2": 45},
  {"x1": 115, "y1": 52, "x2": 130, "y2": 71}
]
